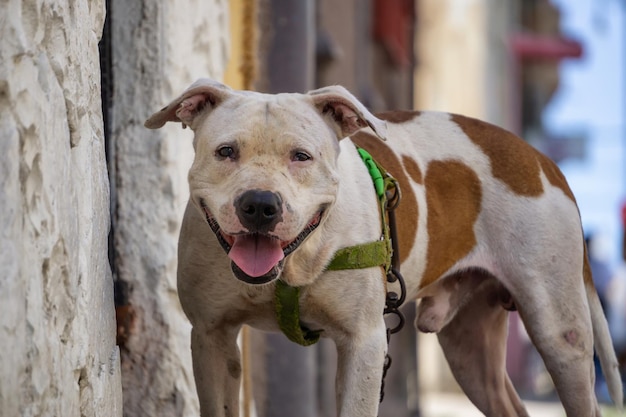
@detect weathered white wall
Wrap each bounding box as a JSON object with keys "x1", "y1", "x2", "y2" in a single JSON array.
[
  {"x1": 109, "y1": 0, "x2": 229, "y2": 415},
  {"x1": 0, "y1": 0, "x2": 122, "y2": 416}
]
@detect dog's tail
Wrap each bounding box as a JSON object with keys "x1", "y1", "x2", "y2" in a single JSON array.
[{"x1": 586, "y1": 257, "x2": 623, "y2": 408}]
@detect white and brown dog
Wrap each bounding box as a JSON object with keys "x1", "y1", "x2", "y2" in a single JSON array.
[{"x1": 146, "y1": 79, "x2": 622, "y2": 417}]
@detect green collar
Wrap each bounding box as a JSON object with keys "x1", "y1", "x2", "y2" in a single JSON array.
[
  {"x1": 274, "y1": 147, "x2": 397, "y2": 346},
  {"x1": 325, "y1": 147, "x2": 394, "y2": 272}
]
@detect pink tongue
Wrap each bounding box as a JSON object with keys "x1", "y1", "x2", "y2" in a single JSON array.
[{"x1": 228, "y1": 234, "x2": 285, "y2": 277}]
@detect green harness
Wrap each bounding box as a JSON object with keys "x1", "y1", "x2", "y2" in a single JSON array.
[{"x1": 274, "y1": 147, "x2": 399, "y2": 346}]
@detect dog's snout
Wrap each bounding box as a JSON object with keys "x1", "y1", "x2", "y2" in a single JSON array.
[{"x1": 235, "y1": 190, "x2": 283, "y2": 232}]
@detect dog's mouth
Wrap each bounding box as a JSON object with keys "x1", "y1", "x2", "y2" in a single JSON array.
[{"x1": 200, "y1": 200, "x2": 324, "y2": 285}]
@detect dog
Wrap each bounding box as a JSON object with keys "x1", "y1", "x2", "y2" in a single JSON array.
[{"x1": 145, "y1": 79, "x2": 623, "y2": 417}]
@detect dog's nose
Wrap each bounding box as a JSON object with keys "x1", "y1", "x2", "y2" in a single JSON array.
[{"x1": 235, "y1": 190, "x2": 283, "y2": 232}]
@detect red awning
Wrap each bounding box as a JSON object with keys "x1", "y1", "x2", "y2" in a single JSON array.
[{"x1": 510, "y1": 33, "x2": 583, "y2": 60}]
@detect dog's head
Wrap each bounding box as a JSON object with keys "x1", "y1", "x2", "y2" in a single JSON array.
[{"x1": 145, "y1": 79, "x2": 386, "y2": 285}]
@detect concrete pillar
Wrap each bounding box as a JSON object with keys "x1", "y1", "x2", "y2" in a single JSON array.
[{"x1": 108, "y1": 0, "x2": 229, "y2": 415}]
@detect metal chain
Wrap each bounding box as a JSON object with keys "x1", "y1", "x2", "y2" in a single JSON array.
[{"x1": 379, "y1": 181, "x2": 407, "y2": 404}]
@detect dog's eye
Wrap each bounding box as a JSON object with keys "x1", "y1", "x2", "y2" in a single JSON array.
[
  {"x1": 292, "y1": 151, "x2": 311, "y2": 162},
  {"x1": 216, "y1": 145, "x2": 237, "y2": 160}
]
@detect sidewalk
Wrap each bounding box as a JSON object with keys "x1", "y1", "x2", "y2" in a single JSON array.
[
  {"x1": 420, "y1": 391, "x2": 624, "y2": 416},
  {"x1": 420, "y1": 391, "x2": 564, "y2": 417}
]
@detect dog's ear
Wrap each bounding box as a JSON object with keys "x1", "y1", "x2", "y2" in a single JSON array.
[
  {"x1": 308, "y1": 86, "x2": 387, "y2": 141},
  {"x1": 144, "y1": 79, "x2": 232, "y2": 130}
]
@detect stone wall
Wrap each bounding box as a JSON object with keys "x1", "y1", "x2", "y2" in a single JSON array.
[
  {"x1": 109, "y1": 0, "x2": 229, "y2": 415},
  {"x1": 0, "y1": 0, "x2": 122, "y2": 416}
]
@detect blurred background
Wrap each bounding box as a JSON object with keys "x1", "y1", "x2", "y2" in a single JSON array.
[{"x1": 4, "y1": 0, "x2": 625, "y2": 416}]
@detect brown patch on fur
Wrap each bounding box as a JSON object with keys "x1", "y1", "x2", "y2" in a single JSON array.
[
  {"x1": 537, "y1": 155, "x2": 576, "y2": 202},
  {"x1": 583, "y1": 243, "x2": 594, "y2": 285},
  {"x1": 420, "y1": 160, "x2": 482, "y2": 288},
  {"x1": 351, "y1": 131, "x2": 418, "y2": 262},
  {"x1": 402, "y1": 155, "x2": 423, "y2": 184},
  {"x1": 452, "y1": 114, "x2": 574, "y2": 202},
  {"x1": 376, "y1": 110, "x2": 421, "y2": 124}
]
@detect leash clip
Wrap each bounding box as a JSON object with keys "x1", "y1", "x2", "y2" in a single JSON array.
[{"x1": 384, "y1": 268, "x2": 406, "y2": 334}]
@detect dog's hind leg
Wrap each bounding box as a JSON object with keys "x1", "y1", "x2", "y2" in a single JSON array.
[
  {"x1": 436, "y1": 275, "x2": 530, "y2": 417},
  {"x1": 191, "y1": 325, "x2": 241, "y2": 417},
  {"x1": 514, "y1": 275, "x2": 602, "y2": 417}
]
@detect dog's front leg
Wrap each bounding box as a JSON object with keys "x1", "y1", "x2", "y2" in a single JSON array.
[
  {"x1": 335, "y1": 318, "x2": 388, "y2": 417},
  {"x1": 191, "y1": 325, "x2": 241, "y2": 417}
]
